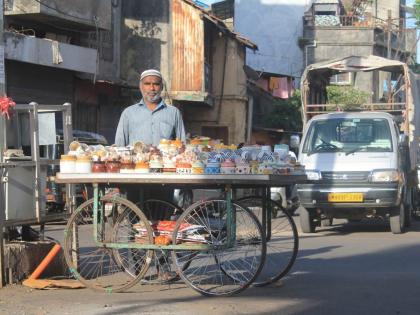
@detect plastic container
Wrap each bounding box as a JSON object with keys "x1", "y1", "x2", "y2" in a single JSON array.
[
  {"x1": 149, "y1": 161, "x2": 163, "y2": 173},
  {"x1": 176, "y1": 162, "x2": 192, "y2": 174},
  {"x1": 135, "y1": 162, "x2": 149, "y2": 173},
  {"x1": 220, "y1": 160, "x2": 236, "y2": 174},
  {"x1": 191, "y1": 161, "x2": 205, "y2": 174},
  {"x1": 75, "y1": 156, "x2": 92, "y2": 173},
  {"x1": 205, "y1": 162, "x2": 220, "y2": 174},
  {"x1": 120, "y1": 161, "x2": 135, "y2": 170},
  {"x1": 235, "y1": 162, "x2": 251, "y2": 174},
  {"x1": 60, "y1": 155, "x2": 76, "y2": 173},
  {"x1": 92, "y1": 161, "x2": 106, "y2": 173},
  {"x1": 163, "y1": 161, "x2": 176, "y2": 173},
  {"x1": 106, "y1": 161, "x2": 121, "y2": 173}
]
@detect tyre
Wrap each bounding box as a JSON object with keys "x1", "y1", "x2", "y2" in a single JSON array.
[
  {"x1": 299, "y1": 206, "x2": 316, "y2": 233},
  {"x1": 404, "y1": 188, "x2": 412, "y2": 227},
  {"x1": 171, "y1": 199, "x2": 266, "y2": 296},
  {"x1": 411, "y1": 190, "x2": 420, "y2": 221},
  {"x1": 390, "y1": 203, "x2": 405, "y2": 234},
  {"x1": 63, "y1": 197, "x2": 153, "y2": 292},
  {"x1": 236, "y1": 196, "x2": 299, "y2": 286},
  {"x1": 404, "y1": 204, "x2": 412, "y2": 228}
]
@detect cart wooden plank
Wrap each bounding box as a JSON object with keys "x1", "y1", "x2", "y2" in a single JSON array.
[{"x1": 55, "y1": 172, "x2": 306, "y2": 186}]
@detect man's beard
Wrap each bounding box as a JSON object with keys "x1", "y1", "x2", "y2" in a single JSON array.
[{"x1": 144, "y1": 92, "x2": 161, "y2": 103}]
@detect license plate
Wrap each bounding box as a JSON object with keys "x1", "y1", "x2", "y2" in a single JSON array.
[{"x1": 328, "y1": 192, "x2": 363, "y2": 202}]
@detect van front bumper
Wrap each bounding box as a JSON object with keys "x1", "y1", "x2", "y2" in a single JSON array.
[{"x1": 297, "y1": 182, "x2": 401, "y2": 209}]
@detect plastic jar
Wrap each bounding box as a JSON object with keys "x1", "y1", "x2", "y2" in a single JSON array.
[
  {"x1": 205, "y1": 162, "x2": 220, "y2": 174},
  {"x1": 220, "y1": 160, "x2": 236, "y2": 174},
  {"x1": 134, "y1": 162, "x2": 150, "y2": 173},
  {"x1": 106, "y1": 161, "x2": 121, "y2": 173},
  {"x1": 60, "y1": 155, "x2": 76, "y2": 173},
  {"x1": 192, "y1": 161, "x2": 205, "y2": 174},
  {"x1": 75, "y1": 156, "x2": 92, "y2": 173},
  {"x1": 92, "y1": 161, "x2": 106, "y2": 173}
]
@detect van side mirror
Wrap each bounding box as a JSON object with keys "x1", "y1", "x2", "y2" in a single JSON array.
[
  {"x1": 290, "y1": 135, "x2": 300, "y2": 149},
  {"x1": 398, "y1": 134, "x2": 408, "y2": 146}
]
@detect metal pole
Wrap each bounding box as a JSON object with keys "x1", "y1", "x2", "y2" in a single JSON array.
[{"x1": 0, "y1": 0, "x2": 6, "y2": 287}]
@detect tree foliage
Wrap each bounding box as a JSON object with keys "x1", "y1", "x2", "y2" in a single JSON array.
[
  {"x1": 262, "y1": 90, "x2": 303, "y2": 132},
  {"x1": 415, "y1": 0, "x2": 420, "y2": 27},
  {"x1": 326, "y1": 85, "x2": 370, "y2": 110}
]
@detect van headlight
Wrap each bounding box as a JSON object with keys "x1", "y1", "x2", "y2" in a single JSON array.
[
  {"x1": 370, "y1": 170, "x2": 400, "y2": 182},
  {"x1": 306, "y1": 170, "x2": 322, "y2": 181}
]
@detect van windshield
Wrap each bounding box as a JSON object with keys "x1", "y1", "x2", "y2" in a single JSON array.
[{"x1": 302, "y1": 118, "x2": 393, "y2": 155}]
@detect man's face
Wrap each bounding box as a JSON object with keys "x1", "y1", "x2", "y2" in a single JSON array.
[{"x1": 140, "y1": 76, "x2": 163, "y2": 103}]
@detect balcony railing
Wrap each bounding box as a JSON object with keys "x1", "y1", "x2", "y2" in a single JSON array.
[{"x1": 305, "y1": 15, "x2": 390, "y2": 29}]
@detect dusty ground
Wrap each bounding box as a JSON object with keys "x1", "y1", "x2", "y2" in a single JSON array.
[{"x1": 2, "y1": 218, "x2": 420, "y2": 315}]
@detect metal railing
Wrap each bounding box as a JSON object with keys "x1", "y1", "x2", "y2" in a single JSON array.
[{"x1": 304, "y1": 102, "x2": 406, "y2": 117}]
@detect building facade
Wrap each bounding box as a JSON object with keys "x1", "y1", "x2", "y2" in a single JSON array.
[
  {"x1": 3, "y1": 0, "x2": 256, "y2": 145},
  {"x1": 120, "y1": 0, "x2": 256, "y2": 145},
  {"x1": 232, "y1": 0, "x2": 311, "y2": 78},
  {"x1": 301, "y1": 0, "x2": 415, "y2": 103}
]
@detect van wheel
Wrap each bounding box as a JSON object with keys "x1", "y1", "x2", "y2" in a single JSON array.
[
  {"x1": 299, "y1": 206, "x2": 316, "y2": 233},
  {"x1": 404, "y1": 204, "x2": 411, "y2": 227},
  {"x1": 390, "y1": 203, "x2": 405, "y2": 234},
  {"x1": 404, "y1": 189, "x2": 412, "y2": 227}
]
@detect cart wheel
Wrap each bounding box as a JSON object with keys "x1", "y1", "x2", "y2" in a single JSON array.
[
  {"x1": 63, "y1": 197, "x2": 153, "y2": 293},
  {"x1": 171, "y1": 199, "x2": 266, "y2": 296},
  {"x1": 139, "y1": 199, "x2": 184, "y2": 284},
  {"x1": 237, "y1": 196, "x2": 299, "y2": 286}
]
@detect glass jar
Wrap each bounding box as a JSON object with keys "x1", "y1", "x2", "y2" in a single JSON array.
[
  {"x1": 75, "y1": 156, "x2": 92, "y2": 173},
  {"x1": 60, "y1": 155, "x2": 76, "y2": 173},
  {"x1": 106, "y1": 161, "x2": 121, "y2": 173},
  {"x1": 92, "y1": 161, "x2": 106, "y2": 173}
]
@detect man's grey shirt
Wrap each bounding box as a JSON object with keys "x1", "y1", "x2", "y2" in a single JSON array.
[{"x1": 115, "y1": 99, "x2": 186, "y2": 146}]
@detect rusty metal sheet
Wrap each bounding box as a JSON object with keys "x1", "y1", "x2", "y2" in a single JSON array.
[{"x1": 172, "y1": 0, "x2": 204, "y2": 92}]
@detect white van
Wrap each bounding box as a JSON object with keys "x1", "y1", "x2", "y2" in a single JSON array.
[
  {"x1": 297, "y1": 111, "x2": 410, "y2": 234},
  {"x1": 297, "y1": 55, "x2": 417, "y2": 234}
]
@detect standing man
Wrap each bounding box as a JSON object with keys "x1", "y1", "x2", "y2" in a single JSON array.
[
  {"x1": 115, "y1": 69, "x2": 186, "y2": 146},
  {"x1": 115, "y1": 69, "x2": 190, "y2": 212}
]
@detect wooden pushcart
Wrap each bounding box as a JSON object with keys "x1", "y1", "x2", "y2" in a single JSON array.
[{"x1": 56, "y1": 173, "x2": 306, "y2": 296}]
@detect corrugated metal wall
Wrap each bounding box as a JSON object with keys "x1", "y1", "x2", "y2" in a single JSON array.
[{"x1": 171, "y1": 0, "x2": 204, "y2": 91}]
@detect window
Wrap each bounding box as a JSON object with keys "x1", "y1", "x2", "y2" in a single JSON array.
[{"x1": 330, "y1": 72, "x2": 352, "y2": 85}]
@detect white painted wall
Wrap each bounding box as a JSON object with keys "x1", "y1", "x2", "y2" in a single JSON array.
[{"x1": 234, "y1": 0, "x2": 311, "y2": 78}]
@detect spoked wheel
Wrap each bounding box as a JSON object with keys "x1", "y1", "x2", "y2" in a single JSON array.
[
  {"x1": 139, "y1": 199, "x2": 184, "y2": 284},
  {"x1": 237, "y1": 196, "x2": 299, "y2": 286},
  {"x1": 171, "y1": 199, "x2": 266, "y2": 296},
  {"x1": 63, "y1": 196, "x2": 153, "y2": 292}
]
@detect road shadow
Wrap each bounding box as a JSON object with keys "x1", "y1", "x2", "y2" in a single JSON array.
[{"x1": 297, "y1": 217, "x2": 420, "y2": 238}]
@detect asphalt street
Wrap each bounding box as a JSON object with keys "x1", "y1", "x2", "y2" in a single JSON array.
[{"x1": 1, "y1": 218, "x2": 420, "y2": 315}]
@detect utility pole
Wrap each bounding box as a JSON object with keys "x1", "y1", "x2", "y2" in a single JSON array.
[
  {"x1": 387, "y1": 9, "x2": 392, "y2": 59},
  {"x1": 386, "y1": 9, "x2": 392, "y2": 102},
  {"x1": 0, "y1": 0, "x2": 6, "y2": 288}
]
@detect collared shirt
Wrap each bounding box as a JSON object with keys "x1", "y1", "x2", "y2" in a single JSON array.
[{"x1": 115, "y1": 99, "x2": 186, "y2": 146}]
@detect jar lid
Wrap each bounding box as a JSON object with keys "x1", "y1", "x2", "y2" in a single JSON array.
[{"x1": 61, "y1": 154, "x2": 76, "y2": 161}]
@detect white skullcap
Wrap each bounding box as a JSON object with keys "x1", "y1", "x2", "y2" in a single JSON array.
[{"x1": 140, "y1": 69, "x2": 162, "y2": 81}]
